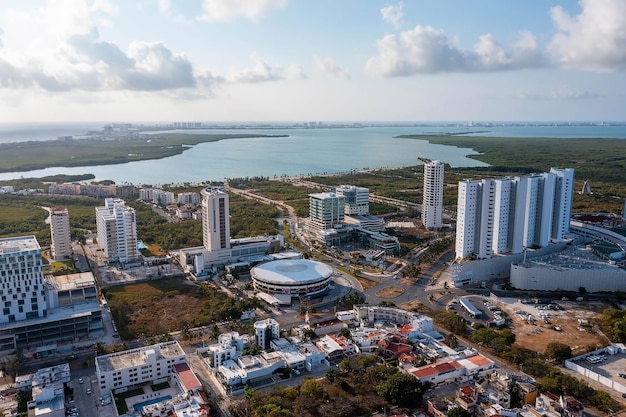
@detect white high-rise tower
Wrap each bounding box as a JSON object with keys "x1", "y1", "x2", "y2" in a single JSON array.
[
  {"x1": 50, "y1": 207, "x2": 72, "y2": 261},
  {"x1": 422, "y1": 160, "x2": 444, "y2": 229},
  {"x1": 550, "y1": 167, "x2": 574, "y2": 242},
  {"x1": 201, "y1": 187, "x2": 231, "y2": 252},
  {"x1": 95, "y1": 198, "x2": 139, "y2": 263}
]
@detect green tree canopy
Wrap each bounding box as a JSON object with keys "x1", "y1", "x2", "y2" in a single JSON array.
[{"x1": 376, "y1": 372, "x2": 425, "y2": 407}]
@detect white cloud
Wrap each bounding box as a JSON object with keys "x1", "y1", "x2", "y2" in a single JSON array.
[
  {"x1": 198, "y1": 0, "x2": 287, "y2": 21},
  {"x1": 227, "y1": 53, "x2": 285, "y2": 83},
  {"x1": 287, "y1": 64, "x2": 308, "y2": 80},
  {"x1": 365, "y1": 26, "x2": 545, "y2": 76},
  {"x1": 91, "y1": 0, "x2": 118, "y2": 14},
  {"x1": 381, "y1": 3, "x2": 404, "y2": 29},
  {"x1": 314, "y1": 56, "x2": 350, "y2": 79},
  {"x1": 519, "y1": 86, "x2": 601, "y2": 101},
  {"x1": 548, "y1": 0, "x2": 626, "y2": 72},
  {"x1": 0, "y1": 27, "x2": 4, "y2": 48}
]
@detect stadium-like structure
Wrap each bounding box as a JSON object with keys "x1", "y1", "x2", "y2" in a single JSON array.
[{"x1": 250, "y1": 259, "x2": 333, "y2": 298}]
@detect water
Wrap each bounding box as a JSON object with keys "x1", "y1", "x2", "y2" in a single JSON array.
[{"x1": 1, "y1": 123, "x2": 625, "y2": 185}]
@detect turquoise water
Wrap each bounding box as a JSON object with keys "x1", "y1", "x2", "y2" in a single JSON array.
[
  {"x1": 1, "y1": 124, "x2": 625, "y2": 185},
  {"x1": 133, "y1": 395, "x2": 172, "y2": 411}
]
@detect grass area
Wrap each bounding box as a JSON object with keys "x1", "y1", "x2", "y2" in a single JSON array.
[
  {"x1": 113, "y1": 387, "x2": 144, "y2": 415},
  {"x1": 102, "y1": 277, "x2": 260, "y2": 340},
  {"x1": 0, "y1": 133, "x2": 287, "y2": 173},
  {"x1": 0, "y1": 195, "x2": 100, "y2": 245},
  {"x1": 51, "y1": 260, "x2": 76, "y2": 275}
]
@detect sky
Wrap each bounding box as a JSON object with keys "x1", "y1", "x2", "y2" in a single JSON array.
[{"x1": 0, "y1": 0, "x2": 625, "y2": 123}]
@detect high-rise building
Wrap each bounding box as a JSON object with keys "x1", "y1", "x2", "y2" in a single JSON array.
[
  {"x1": 201, "y1": 187, "x2": 230, "y2": 252},
  {"x1": 50, "y1": 207, "x2": 72, "y2": 261},
  {"x1": 0, "y1": 236, "x2": 47, "y2": 324},
  {"x1": 455, "y1": 168, "x2": 574, "y2": 260},
  {"x1": 333, "y1": 185, "x2": 369, "y2": 216},
  {"x1": 550, "y1": 168, "x2": 574, "y2": 243},
  {"x1": 422, "y1": 160, "x2": 444, "y2": 229},
  {"x1": 308, "y1": 192, "x2": 346, "y2": 231},
  {"x1": 95, "y1": 198, "x2": 139, "y2": 263}
]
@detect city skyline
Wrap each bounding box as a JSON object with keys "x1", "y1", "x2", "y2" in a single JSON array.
[{"x1": 0, "y1": 0, "x2": 625, "y2": 123}]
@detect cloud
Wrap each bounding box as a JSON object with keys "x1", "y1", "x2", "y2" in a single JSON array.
[
  {"x1": 314, "y1": 56, "x2": 350, "y2": 79},
  {"x1": 286, "y1": 64, "x2": 308, "y2": 80},
  {"x1": 227, "y1": 53, "x2": 286, "y2": 83},
  {"x1": 548, "y1": 0, "x2": 626, "y2": 72},
  {"x1": 91, "y1": 0, "x2": 118, "y2": 14},
  {"x1": 0, "y1": 27, "x2": 3, "y2": 48},
  {"x1": 198, "y1": 0, "x2": 287, "y2": 21},
  {"x1": 0, "y1": 26, "x2": 220, "y2": 93},
  {"x1": 519, "y1": 86, "x2": 602, "y2": 101},
  {"x1": 365, "y1": 26, "x2": 545, "y2": 76},
  {"x1": 381, "y1": 3, "x2": 404, "y2": 29}
]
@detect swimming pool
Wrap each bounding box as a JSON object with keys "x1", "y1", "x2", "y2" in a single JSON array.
[{"x1": 133, "y1": 395, "x2": 172, "y2": 411}]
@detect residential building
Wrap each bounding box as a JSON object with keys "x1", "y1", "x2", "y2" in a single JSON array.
[
  {"x1": 95, "y1": 198, "x2": 139, "y2": 263},
  {"x1": 139, "y1": 188, "x2": 175, "y2": 205},
  {"x1": 95, "y1": 341, "x2": 187, "y2": 396},
  {"x1": 177, "y1": 192, "x2": 200, "y2": 205},
  {"x1": 202, "y1": 186, "x2": 231, "y2": 252},
  {"x1": 17, "y1": 363, "x2": 70, "y2": 416},
  {"x1": 422, "y1": 160, "x2": 444, "y2": 229},
  {"x1": 455, "y1": 168, "x2": 575, "y2": 260},
  {"x1": 49, "y1": 207, "x2": 72, "y2": 261},
  {"x1": 254, "y1": 318, "x2": 279, "y2": 350},
  {"x1": 333, "y1": 185, "x2": 369, "y2": 216}
]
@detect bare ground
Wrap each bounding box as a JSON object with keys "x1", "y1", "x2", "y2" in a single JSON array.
[
  {"x1": 496, "y1": 298, "x2": 608, "y2": 355},
  {"x1": 375, "y1": 286, "x2": 405, "y2": 299}
]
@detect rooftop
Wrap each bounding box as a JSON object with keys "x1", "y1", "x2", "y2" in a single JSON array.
[
  {"x1": 96, "y1": 341, "x2": 184, "y2": 373},
  {"x1": 45, "y1": 272, "x2": 95, "y2": 291},
  {"x1": 0, "y1": 236, "x2": 40, "y2": 255}
]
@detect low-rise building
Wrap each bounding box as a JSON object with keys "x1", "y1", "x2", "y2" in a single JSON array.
[
  {"x1": 96, "y1": 341, "x2": 187, "y2": 396},
  {"x1": 17, "y1": 363, "x2": 70, "y2": 417},
  {"x1": 315, "y1": 334, "x2": 355, "y2": 359}
]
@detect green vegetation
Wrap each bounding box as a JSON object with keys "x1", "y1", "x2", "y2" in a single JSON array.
[
  {"x1": 599, "y1": 308, "x2": 626, "y2": 342},
  {"x1": 0, "y1": 174, "x2": 95, "y2": 190},
  {"x1": 113, "y1": 387, "x2": 143, "y2": 415},
  {"x1": 231, "y1": 359, "x2": 426, "y2": 417},
  {"x1": 0, "y1": 133, "x2": 287, "y2": 173},
  {"x1": 543, "y1": 342, "x2": 573, "y2": 363},
  {"x1": 0, "y1": 195, "x2": 99, "y2": 245},
  {"x1": 51, "y1": 260, "x2": 77, "y2": 275},
  {"x1": 102, "y1": 278, "x2": 260, "y2": 340}
]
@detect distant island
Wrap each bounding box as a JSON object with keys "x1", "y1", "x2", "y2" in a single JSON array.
[{"x1": 0, "y1": 133, "x2": 288, "y2": 173}]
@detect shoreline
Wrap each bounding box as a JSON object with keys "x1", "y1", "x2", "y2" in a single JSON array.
[{"x1": 0, "y1": 133, "x2": 288, "y2": 174}]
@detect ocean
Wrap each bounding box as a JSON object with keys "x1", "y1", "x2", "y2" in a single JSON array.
[{"x1": 0, "y1": 123, "x2": 625, "y2": 185}]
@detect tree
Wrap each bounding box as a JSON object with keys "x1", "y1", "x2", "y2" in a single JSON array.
[
  {"x1": 447, "y1": 406, "x2": 473, "y2": 417},
  {"x1": 543, "y1": 342, "x2": 572, "y2": 363},
  {"x1": 376, "y1": 372, "x2": 425, "y2": 407}
]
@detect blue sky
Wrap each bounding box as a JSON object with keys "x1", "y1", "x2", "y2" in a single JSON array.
[{"x1": 0, "y1": 0, "x2": 624, "y2": 122}]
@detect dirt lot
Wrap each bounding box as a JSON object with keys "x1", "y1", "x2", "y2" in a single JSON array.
[
  {"x1": 496, "y1": 297, "x2": 608, "y2": 356},
  {"x1": 375, "y1": 286, "x2": 405, "y2": 298}
]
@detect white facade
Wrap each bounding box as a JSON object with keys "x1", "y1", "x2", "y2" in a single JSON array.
[
  {"x1": 139, "y1": 188, "x2": 175, "y2": 205},
  {"x1": 177, "y1": 192, "x2": 200, "y2": 205},
  {"x1": 550, "y1": 168, "x2": 574, "y2": 242},
  {"x1": 95, "y1": 198, "x2": 139, "y2": 263},
  {"x1": 422, "y1": 160, "x2": 444, "y2": 229},
  {"x1": 0, "y1": 236, "x2": 47, "y2": 324},
  {"x1": 201, "y1": 187, "x2": 231, "y2": 252},
  {"x1": 333, "y1": 185, "x2": 369, "y2": 216},
  {"x1": 254, "y1": 318, "x2": 280, "y2": 350},
  {"x1": 455, "y1": 168, "x2": 574, "y2": 260},
  {"x1": 95, "y1": 341, "x2": 186, "y2": 396},
  {"x1": 308, "y1": 192, "x2": 346, "y2": 231},
  {"x1": 49, "y1": 207, "x2": 72, "y2": 261}
]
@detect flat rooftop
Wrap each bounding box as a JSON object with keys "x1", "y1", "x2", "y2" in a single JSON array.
[
  {"x1": 96, "y1": 341, "x2": 185, "y2": 373},
  {"x1": 0, "y1": 236, "x2": 40, "y2": 255},
  {"x1": 45, "y1": 272, "x2": 95, "y2": 291},
  {"x1": 518, "y1": 245, "x2": 621, "y2": 272}
]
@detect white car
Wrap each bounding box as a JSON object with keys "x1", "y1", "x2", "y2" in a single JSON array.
[{"x1": 78, "y1": 378, "x2": 84, "y2": 384}]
